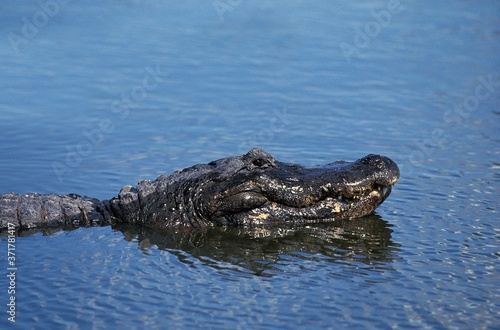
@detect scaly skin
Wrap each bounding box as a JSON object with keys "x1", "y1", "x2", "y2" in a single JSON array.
[{"x1": 0, "y1": 148, "x2": 399, "y2": 232}]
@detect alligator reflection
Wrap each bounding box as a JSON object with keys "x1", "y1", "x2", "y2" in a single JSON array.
[{"x1": 114, "y1": 215, "x2": 399, "y2": 276}]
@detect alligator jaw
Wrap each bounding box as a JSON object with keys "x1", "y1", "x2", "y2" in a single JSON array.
[
  {"x1": 209, "y1": 153, "x2": 400, "y2": 226},
  {"x1": 221, "y1": 183, "x2": 394, "y2": 226}
]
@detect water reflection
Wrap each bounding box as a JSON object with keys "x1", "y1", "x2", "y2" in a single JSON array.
[{"x1": 115, "y1": 215, "x2": 400, "y2": 276}]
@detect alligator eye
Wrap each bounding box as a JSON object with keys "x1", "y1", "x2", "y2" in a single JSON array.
[{"x1": 252, "y1": 158, "x2": 267, "y2": 168}]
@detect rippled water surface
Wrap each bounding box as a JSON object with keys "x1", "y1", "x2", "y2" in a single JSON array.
[{"x1": 0, "y1": 1, "x2": 499, "y2": 329}]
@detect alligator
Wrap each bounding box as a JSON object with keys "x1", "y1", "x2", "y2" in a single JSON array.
[{"x1": 0, "y1": 148, "x2": 399, "y2": 232}]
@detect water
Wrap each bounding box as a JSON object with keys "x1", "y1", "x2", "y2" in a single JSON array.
[{"x1": 0, "y1": 0, "x2": 499, "y2": 328}]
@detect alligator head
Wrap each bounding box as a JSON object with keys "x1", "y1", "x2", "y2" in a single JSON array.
[
  {"x1": 109, "y1": 148, "x2": 399, "y2": 228},
  {"x1": 194, "y1": 148, "x2": 399, "y2": 226}
]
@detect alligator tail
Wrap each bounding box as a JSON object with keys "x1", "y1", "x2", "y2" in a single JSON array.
[{"x1": 0, "y1": 193, "x2": 112, "y2": 232}]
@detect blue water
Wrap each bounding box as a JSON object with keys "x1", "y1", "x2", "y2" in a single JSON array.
[{"x1": 0, "y1": 1, "x2": 499, "y2": 329}]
